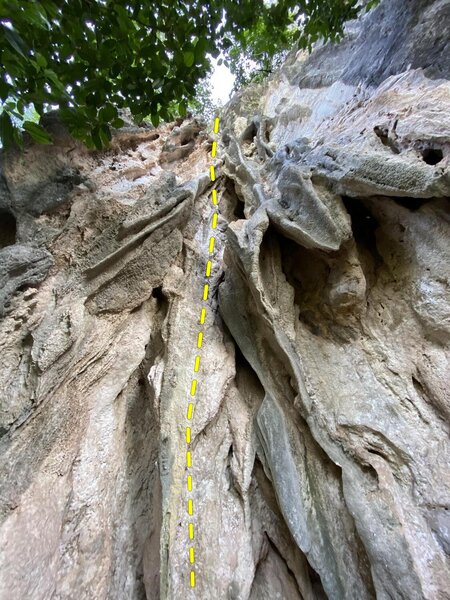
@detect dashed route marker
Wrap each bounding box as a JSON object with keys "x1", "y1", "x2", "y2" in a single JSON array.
[{"x1": 184, "y1": 115, "x2": 220, "y2": 589}]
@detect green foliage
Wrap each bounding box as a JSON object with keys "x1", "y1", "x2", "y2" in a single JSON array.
[
  {"x1": 0, "y1": 0, "x2": 377, "y2": 150},
  {"x1": 365, "y1": 0, "x2": 381, "y2": 10},
  {"x1": 225, "y1": 0, "x2": 377, "y2": 88},
  {"x1": 188, "y1": 78, "x2": 218, "y2": 124},
  {"x1": 226, "y1": 17, "x2": 296, "y2": 89}
]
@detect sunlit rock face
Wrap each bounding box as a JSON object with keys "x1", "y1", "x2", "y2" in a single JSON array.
[{"x1": 0, "y1": 0, "x2": 449, "y2": 599}]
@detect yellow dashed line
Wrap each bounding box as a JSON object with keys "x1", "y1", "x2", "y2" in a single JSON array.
[{"x1": 182, "y1": 117, "x2": 219, "y2": 590}]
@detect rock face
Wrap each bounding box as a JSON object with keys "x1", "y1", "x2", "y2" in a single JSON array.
[{"x1": 0, "y1": 0, "x2": 449, "y2": 598}]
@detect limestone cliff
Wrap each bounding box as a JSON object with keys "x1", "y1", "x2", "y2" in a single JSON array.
[{"x1": 0, "y1": 0, "x2": 449, "y2": 598}]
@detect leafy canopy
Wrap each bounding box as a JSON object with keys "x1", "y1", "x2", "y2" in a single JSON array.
[{"x1": 0, "y1": 0, "x2": 376, "y2": 150}]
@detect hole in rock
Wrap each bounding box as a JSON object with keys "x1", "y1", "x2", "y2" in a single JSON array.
[
  {"x1": 234, "y1": 198, "x2": 245, "y2": 220},
  {"x1": 342, "y1": 197, "x2": 380, "y2": 258},
  {"x1": 373, "y1": 125, "x2": 400, "y2": 154},
  {"x1": 225, "y1": 444, "x2": 234, "y2": 490},
  {"x1": 305, "y1": 558, "x2": 327, "y2": 599},
  {"x1": 150, "y1": 284, "x2": 169, "y2": 319},
  {"x1": 373, "y1": 125, "x2": 388, "y2": 140},
  {"x1": 241, "y1": 120, "x2": 257, "y2": 144},
  {"x1": 151, "y1": 285, "x2": 165, "y2": 302},
  {"x1": 234, "y1": 340, "x2": 251, "y2": 374},
  {"x1": 367, "y1": 447, "x2": 387, "y2": 461},
  {"x1": 253, "y1": 458, "x2": 329, "y2": 599},
  {"x1": 421, "y1": 147, "x2": 443, "y2": 165},
  {"x1": 257, "y1": 226, "x2": 329, "y2": 338},
  {"x1": 0, "y1": 209, "x2": 17, "y2": 248},
  {"x1": 391, "y1": 197, "x2": 428, "y2": 211},
  {"x1": 224, "y1": 178, "x2": 246, "y2": 221},
  {"x1": 227, "y1": 444, "x2": 234, "y2": 459},
  {"x1": 266, "y1": 535, "x2": 322, "y2": 599}
]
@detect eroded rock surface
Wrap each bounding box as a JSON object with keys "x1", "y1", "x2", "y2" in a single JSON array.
[{"x1": 0, "y1": 0, "x2": 449, "y2": 598}]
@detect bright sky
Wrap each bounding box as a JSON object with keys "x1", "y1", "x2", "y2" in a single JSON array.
[{"x1": 209, "y1": 55, "x2": 235, "y2": 105}]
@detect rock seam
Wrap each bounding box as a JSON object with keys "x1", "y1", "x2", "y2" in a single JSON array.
[{"x1": 183, "y1": 116, "x2": 221, "y2": 590}]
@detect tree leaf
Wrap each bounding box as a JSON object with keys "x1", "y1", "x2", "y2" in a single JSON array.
[
  {"x1": 99, "y1": 124, "x2": 111, "y2": 146},
  {"x1": 366, "y1": 0, "x2": 380, "y2": 9},
  {"x1": 194, "y1": 37, "x2": 208, "y2": 60},
  {"x1": 99, "y1": 104, "x2": 118, "y2": 123},
  {"x1": 91, "y1": 126, "x2": 104, "y2": 150},
  {"x1": 35, "y1": 53, "x2": 47, "y2": 68},
  {"x1": 0, "y1": 112, "x2": 15, "y2": 150},
  {"x1": 111, "y1": 117, "x2": 125, "y2": 128},
  {"x1": 183, "y1": 51, "x2": 195, "y2": 67},
  {"x1": 150, "y1": 113, "x2": 160, "y2": 128},
  {"x1": 0, "y1": 79, "x2": 10, "y2": 101},
  {"x1": 2, "y1": 25, "x2": 28, "y2": 58}
]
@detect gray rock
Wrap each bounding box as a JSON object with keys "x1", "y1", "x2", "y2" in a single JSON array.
[
  {"x1": 292, "y1": 0, "x2": 450, "y2": 89},
  {"x1": 267, "y1": 163, "x2": 352, "y2": 250},
  {"x1": 0, "y1": 0, "x2": 449, "y2": 599},
  {"x1": 0, "y1": 244, "x2": 53, "y2": 316}
]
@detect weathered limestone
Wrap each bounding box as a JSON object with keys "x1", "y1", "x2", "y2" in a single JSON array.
[
  {"x1": 0, "y1": 245, "x2": 54, "y2": 317},
  {"x1": 0, "y1": 0, "x2": 449, "y2": 598}
]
